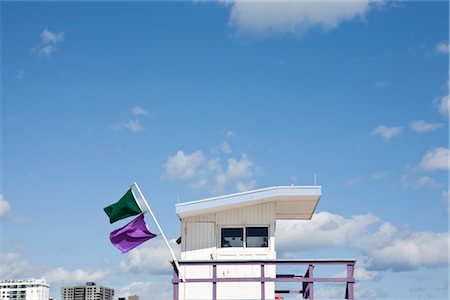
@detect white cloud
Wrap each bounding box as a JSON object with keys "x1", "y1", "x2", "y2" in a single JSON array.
[
  {"x1": 130, "y1": 106, "x2": 148, "y2": 116},
  {"x1": 371, "y1": 125, "x2": 402, "y2": 141},
  {"x1": 362, "y1": 229, "x2": 448, "y2": 271},
  {"x1": 112, "y1": 119, "x2": 144, "y2": 133},
  {"x1": 0, "y1": 253, "x2": 33, "y2": 278},
  {"x1": 41, "y1": 29, "x2": 64, "y2": 44},
  {"x1": 124, "y1": 120, "x2": 144, "y2": 132},
  {"x1": 221, "y1": 141, "x2": 232, "y2": 154},
  {"x1": 317, "y1": 282, "x2": 385, "y2": 299},
  {"x1": 119, "y1": 239, "x2": 180, "y2": 275},
  {"x1": 412, "y1": 176, "x2": 440, "y2": 188},
  {"x1": 119, "y1": 281, "x2": 172, "y2": 300},
  {"x1": 227, "y1": 0, "x2": 378, "y2": 36},
  {"x1": 163, "y1": 149, "x2": 259, "y2": 194},
  {"x1": 0, "y1": 195, "x2": 11, "y2": 218},
  {"x1": 401, "y1": 174, "x2": 441, "y2": 189},
  {"x1": 410, "y1": 120, "x2": 444, "y2": 133},
  {"x1": 419, "y1": 147, "x2": 449, "y2": 171},
  {"x1": 163, "y1": 150, "x2": 206, "y2": 180},
  {"x1": 276, "y1": 212, "x2": 380, "y2": 252},
  {"x1": 436, "y1": 41, "x2": 449, "y2": 54},
  {"x1": 438, "y1": 95, "x2": 449, "y2": 117},
  {"x1": 42, "y1": 268, "x2": 109, "y2": 284},
  {"x1": 215, "y1": 154, "x2": 256, "y2": 193},
  {"x1": 0, "y1": 252, "x2": 109, "y2": 284},
  {"x1": 211, "y1": 141, "x2": 233, "y2": 155},
  {"x1": 32, "y1": 29, "x2": 64, "y2": 57},
  {"x1": 276, "y1": 211, "x2": 449, "y2": 272}
]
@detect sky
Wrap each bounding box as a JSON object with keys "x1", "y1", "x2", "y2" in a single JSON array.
[{"x1": 1, "y1": 1, "x2": 449, "y2": 299}]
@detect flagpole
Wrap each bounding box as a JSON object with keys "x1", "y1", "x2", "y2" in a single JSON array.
[{"x1": 133, "y1": 182, "x2": 185, "y2": 282}]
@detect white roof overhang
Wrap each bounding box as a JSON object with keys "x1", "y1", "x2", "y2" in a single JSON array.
[{"x1": 176, "y1": 186, "x2": 321, "y2": 220}]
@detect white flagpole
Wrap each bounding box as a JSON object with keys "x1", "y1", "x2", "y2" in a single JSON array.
[{"x1": 133, "y1": 182, "x2": 185, "y2": 282}]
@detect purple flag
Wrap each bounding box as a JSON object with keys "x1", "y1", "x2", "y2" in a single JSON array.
[{"x1": 109, "y1": 214, "x2": 156, "y2": 253}]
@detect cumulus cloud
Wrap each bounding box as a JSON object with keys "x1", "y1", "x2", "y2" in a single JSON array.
[
  {"x1": 276, "y1": 212, "x2": 380, "y2": 253},
  {"x1": 227, "y1": 0, "x2": 379, "y2": 36},
  {"x1": 360, "y1": 226, "x2": 448, "y2": 271},
  {"x1": 0, "y1": 252, "x2": 109, "y2": 284},
  {"x1": 419, "y1": 147, "x2": 449, "y2": 171},
  {"x1": 0, "y1": 253, "x2": 33, "y2": 278},
  {"x1": 119, "y1": 239, "x2": 180, "y2": 275},
  {"x1": 163, "y1": 149, "x2": 259, "y2": 194},
  {"x1": 130, "y1": 106, "x2": 148, "y2": 116},
  {"x1": 119, "y1": 281, "x2": 172, "y2": 300},
  {"x1": 276, "y1": 211, "x2": 449, "y2": 272},
  {"x1": 163, "y1": 151, "x2": 206, "y2": 181},
  {"x1": 436, "y1": 41, "x2": 449, "y2": 54},
  {"x1": 0, "y1": 195, "x2": 11, "y2": 218},
  {"x1": 410, "y1": 120, "x2": 444, "y2": 133},
  {"x1": 32, "y1": 28, "x2": 64, "y2": 56},
  {"x1": 371, "y1": 125, "x2": 402, "y2": 141},
  {"x1": 43, "y1": 268, "x2": 109, "y2": 284}
]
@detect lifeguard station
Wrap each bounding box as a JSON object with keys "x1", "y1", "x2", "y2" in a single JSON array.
[{"x1": 172, "y1": 186, "x2": 355, "y2": 300}]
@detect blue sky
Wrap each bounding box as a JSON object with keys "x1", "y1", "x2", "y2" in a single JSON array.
[{"x1": 1, "y1": 1, "x2": 449, "y2": 299}]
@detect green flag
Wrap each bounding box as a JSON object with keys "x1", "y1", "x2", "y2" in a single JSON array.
[{"x1": 104, "y1": 188, "x2": 142, "y2": 223}]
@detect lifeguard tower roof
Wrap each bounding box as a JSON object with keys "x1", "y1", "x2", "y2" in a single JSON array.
[{"x1": 176, "y1": 186, "x2": 321, "y2": 220}]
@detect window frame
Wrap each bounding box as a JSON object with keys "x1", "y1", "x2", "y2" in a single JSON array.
[{"x1": 218, "y1": 225, "x2": 269, "y2": 249}]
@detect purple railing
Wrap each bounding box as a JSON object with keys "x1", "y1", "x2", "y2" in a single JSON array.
[{"x1": 172, "y1": 259, "x2": 356, "y2": 300}]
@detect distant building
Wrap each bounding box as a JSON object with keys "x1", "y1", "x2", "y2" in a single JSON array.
[
  {"x1": 61, "y1": 282, "x2": 114, "y2": 300},
  {"x1": 0, "y1": 279, "x2": 50, "y2": 300}
]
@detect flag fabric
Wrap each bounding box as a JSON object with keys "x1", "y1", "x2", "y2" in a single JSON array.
[
  {"x1": 109, "y1": 213, "x2": 157, "y2": 253},
  {"x1": 104, "y1": 188, "x2": 142, "y2": 224}
]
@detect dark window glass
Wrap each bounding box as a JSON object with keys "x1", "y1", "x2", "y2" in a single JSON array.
[
  {"x1": 246, "y1": 227, "x2": 268, "y2": 247},
  {"x1": 221, "y1": 228, "x2": 243, "y2": 247}
]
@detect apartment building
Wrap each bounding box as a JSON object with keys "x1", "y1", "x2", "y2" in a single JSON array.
[{"x1": 0, "y1": 279, "x2": 50, "y2": 300}]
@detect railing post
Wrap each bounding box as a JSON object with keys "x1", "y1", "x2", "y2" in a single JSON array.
[
  {"x1": 260, "y1": 263, "x2": 265, "y2": 300},
  {"x1": 172, "y1": 263, "x2": 179, "y2": 300},
  {"x1": 346, "y1": 264, "x2": 354, "y2": 300},
  {"x1": 212, "y1": 264, "x2": 217, "y2": 300},
  {"x1": 308, "y1": 264, "x2": 314, "y2": 300}
]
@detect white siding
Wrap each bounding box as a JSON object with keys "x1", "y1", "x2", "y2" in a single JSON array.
[
  {"x1": 216, "y1": 203, "x2": 275, "y2": 225},
  {"x1": 180, "y1": 203, "x2": 277, "y2": 299}
]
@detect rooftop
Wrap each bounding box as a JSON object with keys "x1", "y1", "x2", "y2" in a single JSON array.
[{"x1": 176, "y1": 185, "x2": 321, "y2": 220}]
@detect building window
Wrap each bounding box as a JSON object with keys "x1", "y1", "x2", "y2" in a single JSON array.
[
  {"x1": 221, "y1": 228, "x2": 243, "y2": 247},
  {"x1": 220, "y1": 226, "x2": 268, "y2": 248},
  {"x1": 246, "y1": 227, "x2": 268, "y2": 247}
]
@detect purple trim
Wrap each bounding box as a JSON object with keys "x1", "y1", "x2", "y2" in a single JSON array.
[
  {"x1": 260, "y1": 264, "x2": 265, "y2": 300},
  {"x1": 172, "y1": 259, "x2": 355, "y2": 300},
  {"x1": 307, "y1": 265, "x2": 314, "y2": 300},
  {"x1": 172, "y1": 263, "x2": 179, "y2": 300},
  {"x1": 346, "y1": 264, "x2": 354, "y2": 300},
  {"x1": 212, "y1": 264, "x2": 217, "y2": 300}
]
